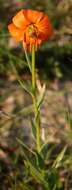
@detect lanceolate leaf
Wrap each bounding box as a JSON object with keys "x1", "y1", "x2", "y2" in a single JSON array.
[
  {"x1": 27, "y1": 159, "x2": 50, "y2": 190},
  {"x1": 16, "y1": 138, "x2": 35, "y2": 159},
  {"x1": 40, "y1": 143, "x2": 56, "y2": 161},
  {"x1": 37, "y1": 83, "x2": 46, "y2": 110},
  {"x1": 52, "y1": 146, "x2": 67, "y2": 169},
  {"x1": 9, "y1": 60, "x2": 32, "y2": 96},
  {"x1": 16, "y1": 138, "x2": 50, "y2": 189}
]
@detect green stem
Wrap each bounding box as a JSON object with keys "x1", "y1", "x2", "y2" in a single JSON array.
[
  {"x1": 32, "y1": 45, "x2": 40, "y2": 153},
  {"x1": 36, "y1": 112, "x2": 41, "y2": 153},
  {"x1": 32, "y1": 44, "x2": 35, "y2": 92}
]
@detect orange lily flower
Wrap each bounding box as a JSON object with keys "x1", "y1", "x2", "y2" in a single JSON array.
[{"x1": 8, "y1": 9, "x2": 53, "y2": 51}]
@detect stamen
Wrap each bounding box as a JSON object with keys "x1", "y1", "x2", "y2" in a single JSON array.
[{"x1": 28, "y1": 24, "x2": 39, "y2": 38}]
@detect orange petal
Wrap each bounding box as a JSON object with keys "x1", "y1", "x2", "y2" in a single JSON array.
[
  {"x1": 12, "y1": 10, "x2": 29, "y2": 29},
  {"x1": 36, "y1": 15, "x2": 53, "y2": 38},
  {"x1": 8, "y1": 23, "x2": 24, "y2": 41},
  {"x1": 37, "y1": 39, "x2": 42, "y2": 45},
  {"x1": 38, "y1": 32, "x2": 47, "y2": 41},
  {"x1": 25, "y1": 9, "x2": 43, "y2": 24},
  {"x1": 37, "y1": 15, "x2": 50, "y2": 27}
]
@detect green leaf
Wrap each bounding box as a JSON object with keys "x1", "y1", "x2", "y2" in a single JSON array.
[
  {"x1": 9, "y1": 60, "x2": 32, "y2": 96},
  {"x1": 35, "y1": 152, "x2": 45, "y2": 170},
  {"x1": 27, "y1": 159, "x2": 50, "y2": 190},
  {"x1": 16, "y1": 104, "x2": 33, "y2": 117},
  {"x1": 52, "y1": 146, "x2": 67, "y2": 169},
  {"x1": 37, "y1": 83, "x2": 46, "y2": 110},
  {"x1": 40, "y1": 143, "x2": 55, "y2": 161},
  {"x1": 23, "y1": 45, "x2": 32, "y2": 73},
  {"x1": 46, "y1": 169, "x2": 62, "y2": 190},
  {"x1": 17, "y1": 139, "x2": 50, "y2": 189},
  {"x1": 16, "y1": 138, "x2": 35, "y2": 159}
]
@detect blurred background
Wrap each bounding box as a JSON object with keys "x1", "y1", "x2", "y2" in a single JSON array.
[
  {"x1": 0, "y1": 0, "x2": 72, "y2": 161},
  {"x1": 0, "y1": 0, "x2": 72, "y2": 189}
]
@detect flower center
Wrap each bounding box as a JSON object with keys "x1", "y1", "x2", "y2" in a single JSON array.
[{"x1": 28, "y1": 24, "x2": 39, "y2": 38}]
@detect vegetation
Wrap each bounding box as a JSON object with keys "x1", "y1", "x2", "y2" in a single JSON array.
[{"x1": 0, "y1": 1, "x2": 72, "y2": 190}]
